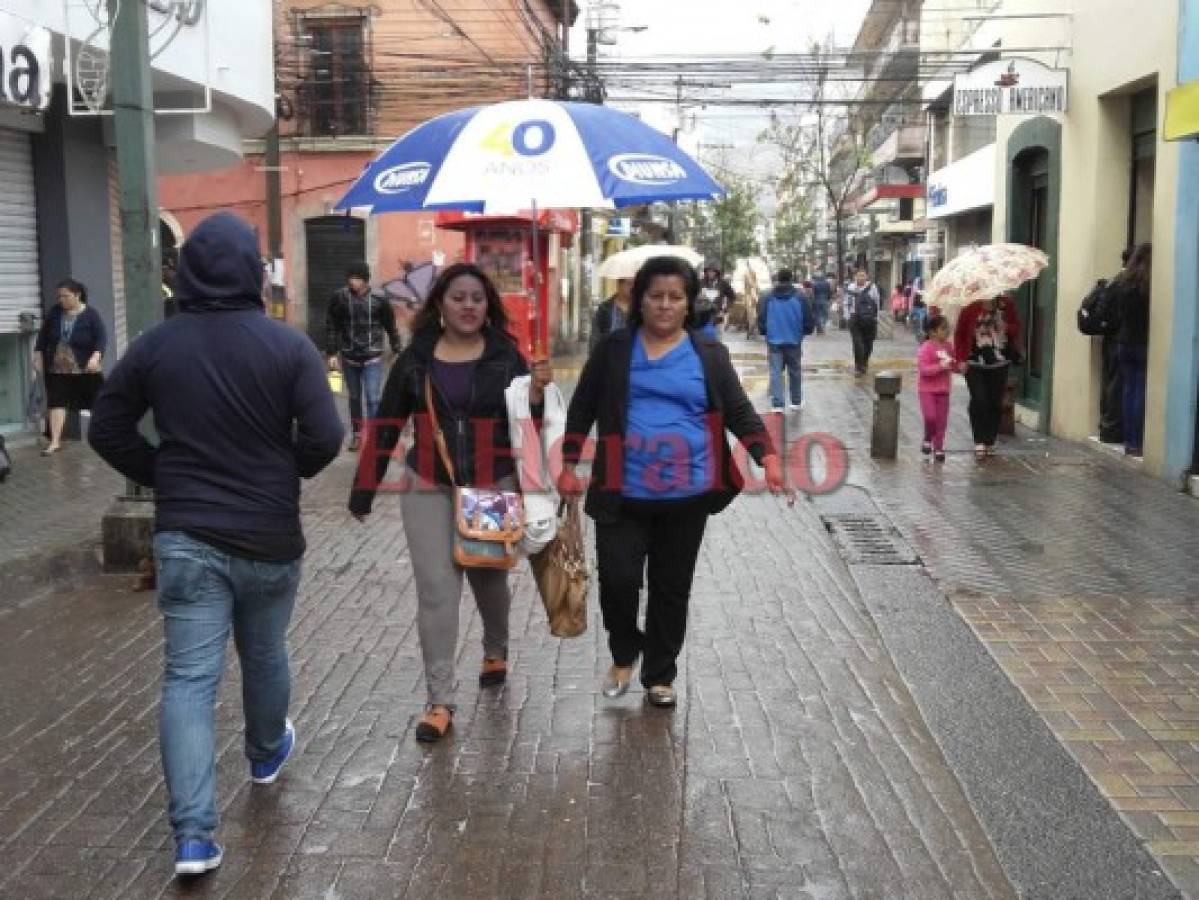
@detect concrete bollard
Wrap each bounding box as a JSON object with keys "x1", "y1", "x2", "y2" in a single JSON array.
[{"x1": 871, "y1": 371, "x2": 903, "y2": 459}]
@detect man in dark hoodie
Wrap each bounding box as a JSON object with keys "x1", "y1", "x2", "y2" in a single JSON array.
[
  {"x1": 89, "y1": 212, "x2": 343, "y2": 877},
  {"x1": 758, "y1": 269, "x2": 812, "y2": 412}
]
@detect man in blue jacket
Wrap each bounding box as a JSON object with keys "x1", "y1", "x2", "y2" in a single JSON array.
[
  {"x1": 89, "y1": 212, "x2": 343, "y2": 877},
  {"x1": 758, "y1": 269, "x2": 810, "y2": 412}
]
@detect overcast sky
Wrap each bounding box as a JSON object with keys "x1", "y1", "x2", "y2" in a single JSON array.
[{"x1": 569, "y1": 0, "x2": 872, "y2": 179}]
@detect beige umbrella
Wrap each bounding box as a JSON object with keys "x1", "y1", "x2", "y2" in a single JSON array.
[
  {"x1": 929, "y1": 243, "x2": 1049, "y2": 308},
  {"x1": 597, "y1": 244, "x2": 704, "y2": 280}
]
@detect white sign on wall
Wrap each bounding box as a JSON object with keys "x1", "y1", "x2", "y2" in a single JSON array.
[
  {"x1": 0, "y1": 12, "x2": 52, "y2": 111},
  {"x1": 954, "y1": 58, "x2": 1069, "y2": 117},
  {"x1": 927, "y1": 144, "x2": 997, "y2": 219}
]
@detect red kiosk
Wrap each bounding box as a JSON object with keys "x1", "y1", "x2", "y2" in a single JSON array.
[{"x1": 435, "y1": 209, "x2": 578, "y2": 358}]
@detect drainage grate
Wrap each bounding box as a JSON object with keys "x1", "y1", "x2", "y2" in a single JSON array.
[{"x1": 821, "y1": 513, "x2": 921, "y2": 566}]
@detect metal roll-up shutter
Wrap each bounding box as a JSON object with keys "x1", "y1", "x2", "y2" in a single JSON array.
[
  {"x1": 305, "y1": 216, "x2": 365, "y2": 346},
  {"x1": 0, "y1": 129, "x2": 41, "y2": 334},
  {"x1": 108, "y1": 154, "x2": 128, "y2": 355}
]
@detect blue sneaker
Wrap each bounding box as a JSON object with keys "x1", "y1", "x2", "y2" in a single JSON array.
[
  {"x1": 250, "y1": 718, "x2": 295, "y2": 784},
  {"x1": 175, "y1": 839, "x2": 223, "y2": 876}
]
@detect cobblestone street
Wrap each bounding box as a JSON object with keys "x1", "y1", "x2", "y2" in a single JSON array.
[{"x1": 0, "y1": 328, "x2": 1196, "y2": 897}]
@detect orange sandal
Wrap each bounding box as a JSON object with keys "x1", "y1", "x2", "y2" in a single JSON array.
[
  {"x1": 415, "y1": 705, "x2": 453, "y2": 743},
  {"x1": 479, "y1": 657, "x2": 508, "y2": 687}
]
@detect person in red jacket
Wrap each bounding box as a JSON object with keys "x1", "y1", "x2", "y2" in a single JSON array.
[{"x1": 953, "y1": 294, "x2": 1023, "y2": 460}]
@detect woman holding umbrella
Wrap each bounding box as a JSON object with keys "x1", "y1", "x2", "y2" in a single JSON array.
[
  {"x1": 931, "y1": 244, "x2": 1043, "y2": 460},
  {"x1": 559, "y1": 255, "x2": 792, "y2": 709},
  {"x1": 953, "y1": 294, "x2": 1023, "y2": 460},
  {"x1": 349, "y1": 263, "x2": 552, "y2": 742}
]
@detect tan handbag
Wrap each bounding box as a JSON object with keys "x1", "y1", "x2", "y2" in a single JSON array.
[
  {"x1": 425, "y1": 375, "x2": 524, "y2": 570},
  {"x1": 530, "y1": 499, "x2": 589, "y2": 638}
]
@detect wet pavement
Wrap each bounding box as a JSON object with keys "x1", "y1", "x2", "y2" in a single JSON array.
[{"x1": 0, "y1": 326, "x2": 1196, "y2": 897}]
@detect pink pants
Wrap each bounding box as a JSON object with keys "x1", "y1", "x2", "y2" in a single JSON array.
[{"x1": 919, "y1": 392, "x2": 950, "y2": 452}]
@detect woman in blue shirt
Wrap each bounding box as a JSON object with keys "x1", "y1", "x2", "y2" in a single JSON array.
[{"x1": 561, "y1": 256, "x2": 792, "y2": 708}]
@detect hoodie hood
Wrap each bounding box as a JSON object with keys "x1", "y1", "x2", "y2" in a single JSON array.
[
  {"x1": 175, "y1": 212, "x2": 265, "y2": 312},
  {"x1": 771, "y1": 284, "x2": 799, "y2": 299}
]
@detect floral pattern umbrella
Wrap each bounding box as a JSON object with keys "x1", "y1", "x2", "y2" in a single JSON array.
[{"x1": 928, "y1": 243, "x2": 1049, "y2": 308}]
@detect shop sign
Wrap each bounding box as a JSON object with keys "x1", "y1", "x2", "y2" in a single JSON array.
[
  {"x1": 926, "y1": 144, "x2": 996, "y2": 219},
  {"x1": 606, "y1": 217, "x2": 632, "y2": 237},
  {"x1": 954, "y1": 58, "x2": 1068, "y2": 117},
  {"x1": 0, "y1": 12, "x2": 51, "y2": 111}
]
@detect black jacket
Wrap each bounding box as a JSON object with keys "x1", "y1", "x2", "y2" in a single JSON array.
[
  {"x1": 1113, "y1": 277, "x2": 1150, "y2": 347},
  {"x1": 564, "y1": 328, "x2": 773, "y2": 523},
  {"x1": 326, "y1": 287, "x2": 400, "y2": 362},
  {"x1": 348, "y1": 327, "x2": 532, "y2": 514},
  {"x1": 588, "y1": 297, "x2": 628, "y2": 353},
  {"x1": 89, "y1": 212, "x2": 344, "y2": 535},
  {"x1": 36, "y1": 303, "x2": 107, "y2": 371}
]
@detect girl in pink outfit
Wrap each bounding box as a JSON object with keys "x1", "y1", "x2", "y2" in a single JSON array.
[{"x1": 916, "y1": 315, "x2": 958, "y2": 462}]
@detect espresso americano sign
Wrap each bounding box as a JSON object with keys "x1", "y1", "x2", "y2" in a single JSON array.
[
  {"x1": 954, "y1": 58, "x2": 1068, "y2": 117},
  {"x1": 0, "y1": 12, "x2": 51, "y2": 111}
]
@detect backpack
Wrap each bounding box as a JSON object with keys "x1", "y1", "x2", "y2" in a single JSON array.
[
  {"x1": 853, "y1": 284, "x2": 879, "y2": 323},
  {"x1": 0, "y1": 435, "x2": 11, "y2": 483},
  {"x1": 1077, "y1": 279, "x2": 1119, "y2": 336}
]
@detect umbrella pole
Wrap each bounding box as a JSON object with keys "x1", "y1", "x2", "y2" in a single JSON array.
[{"x1": 530, "y1": 197, "x2": 542, "y2": 358}]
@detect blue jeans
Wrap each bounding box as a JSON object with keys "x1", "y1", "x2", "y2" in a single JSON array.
[
  {"x1": 768, "y1": 344, "x2": 802, "y2": 408},
  {"x1": 1118, "y1": 344, "x2": 1147, "y2": 452},
  {"x1": 154, "y1": 531, "x2": 301, "y2": 843},
  {"x1": 341, "y1": 356, "x2": 384, "y2": 434}
]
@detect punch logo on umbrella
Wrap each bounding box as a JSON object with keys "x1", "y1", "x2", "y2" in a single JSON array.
[
  {"x1": 608, "y1": 153, "x2": 688, "y2": 186},
  {"x1": 373, "y1": 162, "x2": 432, "y2": 195}
]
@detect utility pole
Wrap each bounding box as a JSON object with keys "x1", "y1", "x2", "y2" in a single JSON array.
[
  {"x1": 668, "y1": 73, "x2": 684, "y2": 241},
  {"x1": 265, "y1": 120, "x2": 285, "y2": 319},
  {"x1": 103, "y1": 0, "x2": 160, "y2": 572},
  {"x1": 578, "y1": 25, "x2": 599, "y2": 344},
  {"x1": 111, "y1": 0, "x2": 161, "y2": 344}
]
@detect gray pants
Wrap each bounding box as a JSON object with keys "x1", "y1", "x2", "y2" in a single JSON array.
[{"x1": 400, "y1": 477, "x2": 512, "y2": 708}]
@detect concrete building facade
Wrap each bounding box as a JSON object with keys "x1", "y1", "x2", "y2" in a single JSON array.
[
  {"x1": 0, "y1": 0, "x2": 273, "y2": 435},
  {"x1": 159, "y1": 0, "x2": 575, "y2": 347}
]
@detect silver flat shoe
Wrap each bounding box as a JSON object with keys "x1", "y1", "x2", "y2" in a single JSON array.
[
  {"x1": 601, "y1": 666, "x2": 634, "y2": 698},
  {"x1": 646, "y1": 685, "x2": 677, "y2": 708}
]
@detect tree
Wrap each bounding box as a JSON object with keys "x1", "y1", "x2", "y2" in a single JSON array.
[
  {"x1": 703, "y1": 172, "x2": 761, "y2": 272},
  {"x1": 758, "y1": 46, "x2": 872, "y2": 285},
  {"x1": 767, "y1": 192, "x2": 816, "y2": 276}
]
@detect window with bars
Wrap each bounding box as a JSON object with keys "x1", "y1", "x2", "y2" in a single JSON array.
[{"x1": 298, "y1": 16, "x2": 370, "y2": 137}]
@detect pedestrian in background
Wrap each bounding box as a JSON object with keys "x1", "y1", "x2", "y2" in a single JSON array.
[
  {"x1": 559, "y1": 255, "x2": 791, "y2": 710},
  {"x1": 89, "y1": 212, "x2": 344, "y2": 877},
  {"x1": 349, "y1": 263, "x2": 552, "y2": 743},
  {"x1": 326, "y1": 262, "x2": 401, "y2": 452},
  {"x1": 589, "y1": 276, "x2": 632, "y2": 352},
  {"x1": 1112, "y1": 242, "x2": 1151, "y2": 457},
  {"x1": 890, "y1": 282, "x2": 909, "y2": 323},
  {"x1": 916, "y1": 314, "x2": 959, "y2": 463},
  {"x1": 34, "y1": 278, "x2": 106, "y2": 455},
  {"x1": 954, "y1": 293, "x2": 1023, "y2": 460},
  {"x1": 845, "y1": 269, "x2": 881, "y2": 375},
  {"x1": 758, "y1": 268, "x2": 810, "y2": 412},
  {"x1": 909, "y1": 289, "x2": 928, "y2": 341},
  {"x1": 699, "y1": 266, "x2": 735, "y2": 340},
  {"x1": 810, "y1": 271, "x2": 832, "y2": 334}
]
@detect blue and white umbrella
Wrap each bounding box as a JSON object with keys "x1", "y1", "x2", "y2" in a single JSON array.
[{"x1": 335, "y1": 99, "x2": 724, "y2": 214}]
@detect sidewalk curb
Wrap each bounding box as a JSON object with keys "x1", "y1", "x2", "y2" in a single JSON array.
[{"x1": 812, "y1": 487, "x2": 1179, "y2": 899}]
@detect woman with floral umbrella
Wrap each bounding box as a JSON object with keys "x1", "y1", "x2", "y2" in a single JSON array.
[{"x1": 931, "y1": 244, "x2": 1046, "y2": 460}]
